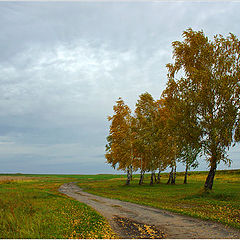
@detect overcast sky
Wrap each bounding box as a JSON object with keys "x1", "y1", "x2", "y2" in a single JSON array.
[{"x1": 0, "y1": 1, "x2": 240, "y2": 174}]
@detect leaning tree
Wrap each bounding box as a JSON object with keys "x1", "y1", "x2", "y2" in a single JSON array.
[
  {"x1": 166, "y1": 28, "x2": 240, "y2": 190},
  {"x1": 105, "y1": 98, "x2": 135, "y2": 185}
]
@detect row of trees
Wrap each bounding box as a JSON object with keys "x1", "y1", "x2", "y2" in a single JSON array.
[{"x1": 105, "y1": 28, "x2": 240, "y2": 190}]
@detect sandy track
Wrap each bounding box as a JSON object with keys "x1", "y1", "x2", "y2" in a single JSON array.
[{"x1": 59, "y1": 182, "x2": 240, "y2": 239}]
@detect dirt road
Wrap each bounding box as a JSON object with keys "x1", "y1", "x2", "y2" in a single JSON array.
[{"x1": 59, "y1": 182, "x2": 240, "y2": 239}]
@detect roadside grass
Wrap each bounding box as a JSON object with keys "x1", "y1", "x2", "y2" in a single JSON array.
[
  {"x1": 0, "y1": 176, "x2": 116, "y2": 239},
  {"x1": 1, "y1": 170, "x2": 239, "y2": 237},
  {"x1": 76, "y1": 170, "x2": 240, "y2": 229}
]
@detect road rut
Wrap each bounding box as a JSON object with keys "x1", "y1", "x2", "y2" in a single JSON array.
[{"x1": 59, "y1": 182, "x2": 240, "y2": 239}]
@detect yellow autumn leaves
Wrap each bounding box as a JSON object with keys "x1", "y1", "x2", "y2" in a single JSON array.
[{"x1": 106, "y1": 28, "x2": 240, "y2": 190}]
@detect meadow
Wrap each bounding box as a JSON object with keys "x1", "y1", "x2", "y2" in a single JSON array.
[
  {"x1": 0, "y1": 170, "x2": 239, "y2": 239},
  {"x1": 0, "y1": 175, "x2": 116, "y2": 239}
]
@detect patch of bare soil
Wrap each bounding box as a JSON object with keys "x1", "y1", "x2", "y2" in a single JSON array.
[
  {"x1": 113, "y1": 215, "x2": 165, "y2": 239},
  {"x1": 59, "y1": 182, "x2": 240, "y2": 239}
]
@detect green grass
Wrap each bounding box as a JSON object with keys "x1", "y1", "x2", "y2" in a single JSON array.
[
  {"x1": 1, "y1": 170, "x2": 239, "y2": 238},
  {"x1": 0, "y1": 176, "x2": 116, "y2": 239},
  {"x1": 76, "y1": 170, "x2": 240, "y2": 229}
]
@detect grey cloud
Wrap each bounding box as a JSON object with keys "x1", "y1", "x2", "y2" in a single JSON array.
[
  {"x1": 0, "y1": 2, "x2": 240, "y2": 173},
  {"x1": 1, "y1": 2, "x2": 236, "y2": 62}
]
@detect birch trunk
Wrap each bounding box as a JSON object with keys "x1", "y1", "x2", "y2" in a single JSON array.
[
  {"x1": 184, "y1": 163, "x2": 188, "y2": 184},
  {"x1": 150, "y1": 172, "x2": 154, "y2": 185},
  {"x1": 156, "y1": 169, "x2": 161, "y2": 184},
  {"x1": 126, "y1": 168, "x2": 131, "y2": 185},
  {"x1": 167, "y1": 167, "x2": 173, "y2": 184},
  {"x1": 204, "y1": 160, "x2": 217, "y2": 190},
  {"x1": 171, "y1": 164, "x2": 176, "y2": 184},
  {"x1": 139, "y1": 170, "x2": 145, "y2": 185}
]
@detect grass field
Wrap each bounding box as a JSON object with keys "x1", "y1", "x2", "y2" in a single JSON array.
[
  {"x1": 0, "y1": 170, "x2": 239, "y2": 238},
  {"x1": 76, "y1": 170, "x2": 240, "y2": 229},
  {"x1": 0, "y1": 175, "x2": 116, "y2": 239}
]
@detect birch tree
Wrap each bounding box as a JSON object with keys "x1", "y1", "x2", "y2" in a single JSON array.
[
  {"x1": 105, "y1": 98, "x2": 135, "y2": 185},
  {"x1": 135, "y1": 92, "x2": 159, "y2": 185},
  {"x1": 167, "y1": 28, "x2": 240, "y2": 190}
]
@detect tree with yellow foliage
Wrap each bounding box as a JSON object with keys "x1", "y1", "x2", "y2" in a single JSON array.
[
  {"x1": 154, "y1": 99, "x2": 171, "y2": 183},
  {"x1": 105, "y1": 98, "x2": 135, "y2": 185},
  {"x1": 134, "y1": 92, "x2": 158, "y2": 185},
  {"x1": 162, "y1": 76, "x2": 201, "y2": 184},
  {"x1": 167, "y1": 28, "x2": 240, "y2": 190}
]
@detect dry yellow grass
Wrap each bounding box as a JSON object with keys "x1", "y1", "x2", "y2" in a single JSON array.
[
  {"x1": 108, "y1": 177, "x2": 125, "y2": 181},
  {"x1": 0, "y1": 176, "x2": 36, "y2": 184}
]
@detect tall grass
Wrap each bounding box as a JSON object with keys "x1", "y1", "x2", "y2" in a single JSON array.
[{"x1": 0, "y1": 177, "x2": 116, "y2": 239}]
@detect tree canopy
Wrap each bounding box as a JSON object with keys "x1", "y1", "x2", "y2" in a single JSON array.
[{"x1": 105, "y1": 29, "x2": 240, "y2": 189}]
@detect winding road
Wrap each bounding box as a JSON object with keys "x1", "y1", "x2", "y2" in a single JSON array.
[{"x1": 59, "y1": 182, "x2": 240, "y2": 239}]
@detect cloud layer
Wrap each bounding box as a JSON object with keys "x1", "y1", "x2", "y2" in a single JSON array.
[{"x1": 0, "y1": 2, "x2": 240, "y2": 173}]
